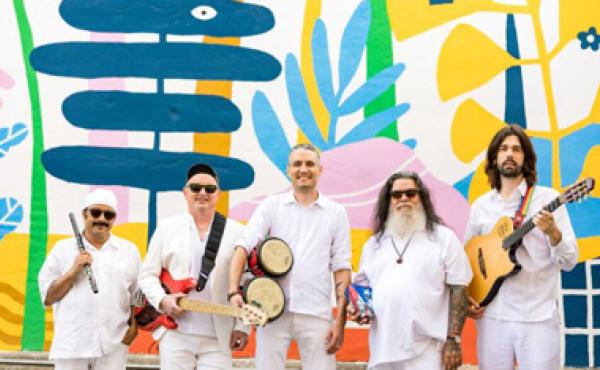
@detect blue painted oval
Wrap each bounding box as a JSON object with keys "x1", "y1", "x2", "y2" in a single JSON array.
[
  {"x1": 31, "y1": 42, "x2": 281, "y2": 81},
  {"x1": 63, "y1": 91, "x2": 241, "y2": 132}
]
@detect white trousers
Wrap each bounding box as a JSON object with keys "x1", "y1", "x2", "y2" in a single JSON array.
[
  {"x1": 369, "y1": 340, "x2": 443, "y2": 370},
  {"x1": 53, "y1": 344, "x2": 128, "y2": 370},
  {"x1": 159, "y1": 329, "x2": 231, "y2": 370},
  {"x1": 255, "y1": 312, "x2": 336, "y2": 370},
  {"x1": 477, "y1": 316, "x2": 560, "y2": 370}
]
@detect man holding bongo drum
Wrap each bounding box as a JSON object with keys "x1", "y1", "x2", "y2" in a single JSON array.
[
  {"x1": 229, "y1": 143, "x2": 352, "y2": 370},
  {"x1": 138, "y1": 163, "x2": 250, "y2": 369}
]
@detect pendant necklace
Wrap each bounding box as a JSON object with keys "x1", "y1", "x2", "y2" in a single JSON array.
[{"x1": 391, "y1": 236, "x2": 413, "y2": 264}]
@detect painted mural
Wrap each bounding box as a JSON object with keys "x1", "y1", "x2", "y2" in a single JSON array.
[{"x1": 0, "y1": 0, "x2": 599, "y2": 366}]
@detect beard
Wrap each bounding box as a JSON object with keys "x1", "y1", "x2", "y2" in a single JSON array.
[
  {"x1": 386, "y1": 203, "x2": 427, "y2": 239},
  {"x1": 498, "y1": 160, "x2": 523, "y2": 178}
]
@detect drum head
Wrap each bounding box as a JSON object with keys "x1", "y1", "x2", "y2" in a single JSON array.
[
  {"x1": 243, "y1": 277, "x2": 285, "y2": 322},
  {"x1": 258, "y1": 238, "x2": 293, "y2": 277}
]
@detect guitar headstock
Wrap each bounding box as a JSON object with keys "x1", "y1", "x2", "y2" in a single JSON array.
[
  {"x1": 240, "y1": 304, "x2": 268, "y2": 327},
  {"x1": 560, "y1": 177, "x2": 596, "y2": 204}
]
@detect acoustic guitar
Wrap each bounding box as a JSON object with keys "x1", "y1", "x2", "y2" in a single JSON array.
[
  {"x1": 134, "y1": 269, "x2": 268, "y2": 331},
  {"x1": 465, "y1": 177, "x2": 595, "y2": 307}
]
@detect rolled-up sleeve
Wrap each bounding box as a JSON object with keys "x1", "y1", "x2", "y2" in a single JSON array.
[
  {"x1": 38, "y1": 245, "x2": 63, "y2": 307},
  {"x1": 330, "y1": 206, "x2": 352, "y2": 272},
  {"x1": 549, "y1": 205, "x2": 578, "y2": 271}
]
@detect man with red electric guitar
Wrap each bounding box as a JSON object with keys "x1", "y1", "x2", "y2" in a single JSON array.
[
  {"x1": 465, "y1": 125, "x2": 579, "y2": 370},
  {"x1": 138, "y1": 163, "x2": 250, "y2": 369}
]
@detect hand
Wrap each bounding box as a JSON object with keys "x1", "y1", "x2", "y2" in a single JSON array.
[
  {"x1": 325, "y1": 320, "x2": 344, "y2": 354},
  {"x1": 229, "y1": 293, "x2": 244, "y2": 308},
  {"x1": 467, "y1": 296, "x2": 484, "y2": 320},
  {"x1": 442, "y1": 337, "x2": 462, "y2": 370},
  {"x1": 70, "y1": 251, "x2": 93, "y2": 276},
  {"x1": 121, "y1": 324, "x2": 138, "y2": 345},
  {"x1": 533, "y1": 210, "x2": 562, "y2": 245},
  {"x1": 346, "y1": 304, "x2": 370, "y2": 325},
  {"x1": 159, "y1": 293, "x2": 186, "y2": 318},
  {"x1": 230, "y1": 330, "x2": 249, "y2": 351}
]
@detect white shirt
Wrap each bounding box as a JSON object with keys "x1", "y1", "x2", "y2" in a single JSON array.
[
  {"x1": 176, "y1": 221, "x2": 216, "y2": 337},
  {"x1": 354, "y1": 225, "x2": 472, "y2": 367},
  {"x1": 38, "y1": 234, "x2": 141, "y2": 360},
  {"x1": 237, "y1": 192, "x2": 352, "y2": 320},
  {"x1": 464, "y1": 180, "x2": 578, "y2": 321}
]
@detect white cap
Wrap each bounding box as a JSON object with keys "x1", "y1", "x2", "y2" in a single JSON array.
[{"x1": 83, "y1": 188, "x2": 118, "y2": 211}]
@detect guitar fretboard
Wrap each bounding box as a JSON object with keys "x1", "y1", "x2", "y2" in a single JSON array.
[
  {"x1": 179, "y1": 298, "x2": 240, "y2": 317},
  {"x1": 502, "y1": 196, "x2": 562, "y2": 249}
]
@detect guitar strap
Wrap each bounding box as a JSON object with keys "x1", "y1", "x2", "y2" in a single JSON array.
[
  {"x1": 196, "y1": 212, "x2": 227, "y2": 291},
  {"x1": 513, "y1": 185, "x2": 535, "y2": 228}
]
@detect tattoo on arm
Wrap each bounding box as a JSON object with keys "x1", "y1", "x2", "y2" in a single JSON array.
[{"x1": 448, "y1": 285, "x2": 468, "y2": 336}]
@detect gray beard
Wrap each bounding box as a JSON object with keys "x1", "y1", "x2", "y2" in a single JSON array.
[{"x1": 386, "y1": 205, "x2": 427, "y2": 239}]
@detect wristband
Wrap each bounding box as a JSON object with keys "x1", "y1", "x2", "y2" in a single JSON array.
[{"x1": 227, "y1": 291, "x2": 241, "y2": 301}]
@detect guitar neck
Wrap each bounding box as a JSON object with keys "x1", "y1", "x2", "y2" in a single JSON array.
[
  {"x1": 503, "y1": 196, "x2": 562, "y2": 248},
  {"x1": 178, "y1": 298, "x2": 240, "y2": 318}
]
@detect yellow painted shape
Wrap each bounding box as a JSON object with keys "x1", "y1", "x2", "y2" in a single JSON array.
[
  {"x1": 299, "y1": 0, "x2": 329, "y2": 144},
  {"x1": 112, "y1": 222, "x2": 149, "y2": 258},
  {"x1": 438, "y1": 24, "x2": 517, "y2": 101},
  {"x1": 386, "y1": 0, "x2": 529, "y2": 42},
  {"x1": 578, "y1": 236, "x2": 600, "y2": 263},
  {"x1": 451, "y1": 99, "x2": 506, "y2": 163},
  {"x1": 351, "y1": 228, "x2": 373, "y2": 272},
  {"x1": 587, "y1": 87, "x2": 600, "y2": 124},
  {"x1": 468, "y1": 161, "x2": 492, "y2": 203},
  {"x1": 193, "y1": 35, "x2": 241, "y2": 216},
  {"x1": 580, "y1": 146, "x2": 600, "y2": 198},
  {"x1": 559, "y1": 0, "x2": 600, "y2": 44}
]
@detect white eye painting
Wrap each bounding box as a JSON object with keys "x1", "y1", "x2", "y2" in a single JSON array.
[{"x1": 191, "y1": 5, "x2": 217, "y2": 21}]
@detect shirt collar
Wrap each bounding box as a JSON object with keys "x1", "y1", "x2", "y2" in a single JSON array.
[
  {"x1": 492, "y1": 179, "x2": 528, "y2": 200},
  {"x1": 283, "y1": 190, "x2": 325, "y2": 208},
  {"x1": 82, "y1": 233, "x2": 117, "y2": 250}
]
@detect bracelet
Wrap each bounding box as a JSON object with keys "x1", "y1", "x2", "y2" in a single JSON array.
[{"x1": 227, "y1": 291, "x2": 241, "y2": 301}]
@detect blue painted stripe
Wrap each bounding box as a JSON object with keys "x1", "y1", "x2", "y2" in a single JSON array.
[
  {"x1": 59, "y1": 0, "x2": 274, "y2": 36},
  {"x1": 429, "y1": 0, "x2": 453, "y2": 4},
  {"x1": 30, "y1": 42, "x2": 281, "y2": 81},
  {"x1": 504, "y1": 14, "x2": 526, "y2": 127},
  {"x1": 63, "y1": 91, "x2": 241, "y2": 132},
  {"x1": 42, "y1": 147, "x2": 254, "y2": 191}
]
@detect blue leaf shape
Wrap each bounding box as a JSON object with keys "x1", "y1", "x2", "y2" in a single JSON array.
[
  {"x1": 252, "y1": 91, "x2": 291, "y2": 176},
  {"x1": 312, "y1": 19, "x2": 335, "y2": 111},
  {"x1": 338, "y1": 63, "x2": 405, "y2": 115},
  {"x1": 337, "y1": 0, "x2": 371, "y2": 99},
  {"x1": 337, "y1": 103, "x2": 410, "y2": 146},
  {"x1": 0, "y1": 123, "x2": 28, "y2": 158},
  {"x1": 0, "y1": 197, "x2": 23, "y2": 241},
  {"x1": 285, "y1": 54, "x2": 327, "y2": 149}
]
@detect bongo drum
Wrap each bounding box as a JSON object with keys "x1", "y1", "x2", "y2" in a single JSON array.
[
  {"x1": 242, "y1": 277, "x2": 285, "y2": 322},
  {"x1": 247, "y1": 237, "x2": 293, "y2": 277}
]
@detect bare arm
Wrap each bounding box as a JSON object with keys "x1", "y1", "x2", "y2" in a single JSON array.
[
  {"x1": 325, "y1": 268, "x2": 351, "y2": 354},
  {"x1": 228, "y1": 246, "x2": 248, "y2": 307},
  {"x1": 121, "y1": 306, "x2": 139, "y2": 345},
  {"x1": 44, "y1": 252, "x2": 92, "y2": 306},
  {"x1": 442, "y1": 284, "x2": 468, "y2": 370}
]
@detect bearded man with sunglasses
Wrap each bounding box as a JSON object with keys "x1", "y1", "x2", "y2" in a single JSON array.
[
  {"x1": 38, "y1": 188, "x2": 141, "y2": 370},
  {"x1": 138, "y1": 163, "x2": 250, "y2": 370},
  {"x1": 349, "y1": 172, "x2": 472, "y2": 370}
]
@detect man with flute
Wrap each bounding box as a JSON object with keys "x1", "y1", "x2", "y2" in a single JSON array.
[{"x1": 38, "y1": 188, "x2": 141, "y2": 370}]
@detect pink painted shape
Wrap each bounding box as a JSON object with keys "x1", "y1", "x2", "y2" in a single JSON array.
[
  {"x1": 0, "y1": 68, "x2": 15, "y2": 108},
  {"x1": 230, "y1": 138, "x2": 471, "y2": 239},
  {"x1": 87, "y1": 33, "x2": 129, "y2": 224}
]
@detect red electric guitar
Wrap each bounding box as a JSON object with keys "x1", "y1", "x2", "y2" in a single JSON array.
[{"x1": 134, "y1": 269, "x2": 267, "y2": 331}]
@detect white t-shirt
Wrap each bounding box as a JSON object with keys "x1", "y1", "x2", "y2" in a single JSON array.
[
  {"x1": 237, "y1": 191, "x2": 352, "y2": 320},
  {"x1": 38, "y1": 234, "x2": 141, "y2": 360},
  {"x1": 354, "y1": 225, "x2": 472, "y2": 367},
  {"x1": 464, "y1": 180, "x2": 578, "y2": 321}
]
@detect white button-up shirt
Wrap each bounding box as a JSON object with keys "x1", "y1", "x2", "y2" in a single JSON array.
[
  {"x1": 354, "y1": 226, "x2": 472, "y2": 367},
  {"x1": 464, "y1": 180, "x2": 578, "y2": 321},
  {"x1": 237, "y1": 192, "x2": 352, "y2": 320},
  {"x1": 38, "y1": 234, "x2": 141, "y2": 359}
]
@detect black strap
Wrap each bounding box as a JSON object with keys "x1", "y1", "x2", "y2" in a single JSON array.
[{"x1": 196, "y1": 212, "x2": 227, "y2": 291}]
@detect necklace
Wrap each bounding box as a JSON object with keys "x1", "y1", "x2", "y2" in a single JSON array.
[{"x1": 391, "y1": 236, "x2": 412, "y2": 264}]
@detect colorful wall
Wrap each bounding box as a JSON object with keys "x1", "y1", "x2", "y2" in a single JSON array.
[{"x1": 1, "y1": 0, "x2": 599, "y2": 366}]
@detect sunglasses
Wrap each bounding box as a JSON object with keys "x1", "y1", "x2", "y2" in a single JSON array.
[
  {"x1": 390, "y1": 189, "x2": 419, "y2": 200},
  {"x1": 186, "y1": 183, "x2": 218, "y2": 194},
  {"x1": 87, "y1": 208, "x2": 116, "y2": 221}
]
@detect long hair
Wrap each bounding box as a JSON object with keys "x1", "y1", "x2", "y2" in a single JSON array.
[
  {"x1": 373, "y1": 171, "x2": 443, "y2": 241},
  {"x1": 485, "y1": 125, "x2": 537, "y2": 191}
]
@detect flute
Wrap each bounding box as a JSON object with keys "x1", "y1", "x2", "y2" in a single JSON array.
[{"x1": 69, "y1": 212, "x2": 99, "y2": 294}]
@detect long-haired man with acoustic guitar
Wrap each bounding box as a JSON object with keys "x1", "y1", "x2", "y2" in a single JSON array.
[
  {"x1": 138, "y1": 163, "x2": 250, "y2": 369},
  {"x1": 465, "y1": 125, "x2": 578, "y2": 370}
]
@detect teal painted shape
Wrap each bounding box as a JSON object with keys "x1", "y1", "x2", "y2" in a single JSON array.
[
  {"x1": 0, "y1": 197, "x2": 23, "y2": 241},
  {"x1": 0, "y1": 123, "x2": 28, "y2": 158}
]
